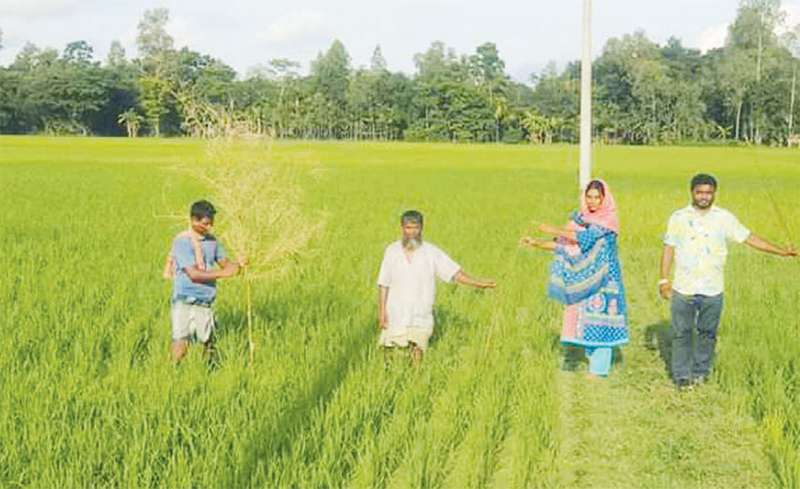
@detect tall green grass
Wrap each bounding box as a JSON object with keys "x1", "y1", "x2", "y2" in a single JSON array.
[{"x1": 0, "y1": 137, "x2": 797, "y2": 487}]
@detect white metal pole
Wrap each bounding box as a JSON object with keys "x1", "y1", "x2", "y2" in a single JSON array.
[{"x1": 579, "y1": 0, "x2": 592, "y2": 190}]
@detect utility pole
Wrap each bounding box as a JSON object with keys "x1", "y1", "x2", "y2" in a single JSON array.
[
  {"x1": 790, "y1": 65, "x2": 796, "y2": 134},
  {"x1": 579, "y1": 0, "x2": 592, "y2": 189}
]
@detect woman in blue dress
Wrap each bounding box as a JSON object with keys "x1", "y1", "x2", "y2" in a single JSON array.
[{"x1": 520, "y1": 179, "x2": 629, "y2": 377}]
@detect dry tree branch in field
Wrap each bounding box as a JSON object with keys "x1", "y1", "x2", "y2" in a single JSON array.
[
  {"x1": 172, "y1": 136, "x2": 325, "y2": 368},
  {"x1": 204, "y1": 139, "x2": 325, "y2": 368},
  {"x1": 158, "y1": 92, "x2": 324, "y2": 367},
  {"x1": 201, "y1": 140, "x2": 325, "y2": 280}
]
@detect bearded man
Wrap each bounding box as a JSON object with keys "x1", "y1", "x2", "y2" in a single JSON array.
[
  {"x1": 377, "y1": 210, "x2": 496, "y2": 366},
  {"x1": 659, "y1": 174, "x2": 797, "y2": 389}
]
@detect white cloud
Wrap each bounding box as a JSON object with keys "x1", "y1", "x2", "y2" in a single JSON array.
[
  {"x1": 779, "y1": 4, "x2": 800, "y2": 33},
  {"x1": 258, "y1": 9, "x2": 326, "y2": 44},
  {"x1": 0, "y1": 0, "x2": 81, "y2": 19},
  {"x1": 116, "y1": 23, "x2": 139, "y2": 56},
  {"x1": 693, "y1": 23, "x2": 728, "y2": 52},
  {"x1": 690, "y1": 3, "x2": 800, "y2": 53},
  {"x1": 167, "y1": 17, "x2": 194, "y2": 50}
]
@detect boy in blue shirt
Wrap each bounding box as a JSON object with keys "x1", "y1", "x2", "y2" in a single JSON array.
[{"x1": 165, "y1": 200, "x2": 243, "y2": 361}]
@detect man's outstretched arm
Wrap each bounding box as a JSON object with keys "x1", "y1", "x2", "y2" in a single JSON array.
[
  {"x1": 744, "y1": 234, "x2": 798, "y2": 257},
  {"x1": 453, "y1": 270, "x2": 496, "y2": 289}
]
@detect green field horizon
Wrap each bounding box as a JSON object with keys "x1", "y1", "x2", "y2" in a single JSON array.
[{"x1": 1, "y1": 137, "x2": 798, "y2": 488}]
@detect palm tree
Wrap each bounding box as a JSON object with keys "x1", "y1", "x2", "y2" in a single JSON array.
[{"x1": 117, "y1": 109, "x2": 142, "y2": 137}]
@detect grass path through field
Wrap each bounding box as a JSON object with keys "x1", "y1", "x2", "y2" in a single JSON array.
[{"x1": 553, "y1": 327, "x2": 774, "y2": 488}]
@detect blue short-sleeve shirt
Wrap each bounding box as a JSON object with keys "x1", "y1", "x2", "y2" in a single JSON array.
[{"x1": 171, "y1": 235, "x2": 227, "y2": 304}]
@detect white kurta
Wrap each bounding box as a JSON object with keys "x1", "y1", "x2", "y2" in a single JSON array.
[{"x1": 377, "y1": 240, "x2": 460, "y2": 332}]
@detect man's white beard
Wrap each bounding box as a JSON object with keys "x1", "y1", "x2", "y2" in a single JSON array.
[{"x1": 402, "y1": 236, "x2": 423, "y2": 250}]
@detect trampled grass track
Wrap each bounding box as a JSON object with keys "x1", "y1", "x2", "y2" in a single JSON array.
[{"x1": 0, "y1": 137, "x2": 798, "y2": 488}]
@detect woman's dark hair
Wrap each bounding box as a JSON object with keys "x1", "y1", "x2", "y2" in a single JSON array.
[
  {"x1": 190, "y1": 200, "x2": 217, "y2": 219},
  {"x1": 585, "y1": 180, "x2": 605, "y2": 196},
  {"x1": 690, "y1": 173, "x2": 717, "y2": 191}
]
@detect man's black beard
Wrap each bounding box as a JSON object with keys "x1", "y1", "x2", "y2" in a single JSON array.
[
  {"x1": 693, "y1": 197, "x2": 714, "y2": 209},
  {"x1": 402, "y1": 236, "x2": 423, "y2": 250}
]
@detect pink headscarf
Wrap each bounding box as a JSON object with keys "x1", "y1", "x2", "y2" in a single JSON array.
[
  {"x1": 560, "y1": 179, "x2": 618, "y2": 335},
  {"x1": 578, "y1": 178, "x2": 619, "y2": 234},
  {"x1": 563, "y1": 178, "x2": 619, "y2": 237}
]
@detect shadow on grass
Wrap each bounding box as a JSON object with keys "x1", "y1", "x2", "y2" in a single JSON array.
[
  {"x1": 644, "y1": 319, "x2": 673, "y2": 376},
  {"x1": 230, "y1": 316, "x2": 375, "y2": 487},
  {"x1": 560, "y1": 345, "x2": 627, "y2": 372},
  {"x1": 217, "y1": 282, "x2": 351, "y2": 337},
  {"x1": 213, "y1": 284, "x2": 376, "y2": 487},
  {"x1": 548, "y1": 330, "x2": 585, "y2": 372},
  {"x1": 550, "y1": 328, "x2": 627, "y2": 373},
  {"x1": 228, "y1": 302, "x2": 484, "y2": 486},
  {"x1": 431, "y1": 306, "x2": 480, "y2": 350}
]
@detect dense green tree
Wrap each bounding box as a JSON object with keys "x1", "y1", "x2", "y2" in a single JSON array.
[
  {"x1": 470, "y1": 42, "x2": 509, "y2": 141},
  {"x1": 0, "y1": 69, "x2": 22, "y2": 132},
  {"x1": 531, "y1": 61, "x2": 579, "y2": 141},
  {"x1": 411, "y1": 42, "x2": 460, "y2": 140},
  {"x1": 136, "y1": 8, "x2": 174, "y2": 61},
  {"x1": 261, "y1": 59, "x2": 301, "y2": 137},
  {"x1": 1, "y1": 9, "x2": 799, "y2": 144},
  {"x1": 344, "y1": 46, "x2": 407, "y2": 140},
  {"x1": 0, "y1": 41, "x2": 115, "y2": 134},
  {"x1": 96, "y1": 40, "x2": 140, "y2": 136},
  {"x1": 107, "y1": 41, "x2": 127, "y2": 68},
  {"x1": 728, "y1": 0, "x2": 785, "y2": 141},
  {"x1": 784, "y1": 24, "x2": 800, "y2": 134},
  {"x1": 63, "y1": 41, "x2": 94, "y2": 65},
  {"x1": 370, "y1": 45, "x2": 388, "y2": 73},
  {"x1": 383, "y1": 72, "x2": 415, "y2": 138},
  {"x1": 311, "y1": 40, "x2": 351, "y2": 137},
  {"x1": 136, "y1": 8, "x2": 177, "y2": 136}
]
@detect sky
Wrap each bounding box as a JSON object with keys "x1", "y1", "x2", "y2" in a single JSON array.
[{"x1": 1, "y1": 0, "x2": 799, "y2": 82}]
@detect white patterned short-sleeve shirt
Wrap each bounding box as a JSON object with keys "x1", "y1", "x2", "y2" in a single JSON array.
[
  {"x1": 663, "y1": 205, "x2": 750, "y2": 296},
  {"x1": 377, "y1": 240, "x2": 461, "y2": 331}
]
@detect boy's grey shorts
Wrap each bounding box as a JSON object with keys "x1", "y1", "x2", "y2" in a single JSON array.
[{"x1": 171, "y1": 301, "x2": 215, "y2": 343}]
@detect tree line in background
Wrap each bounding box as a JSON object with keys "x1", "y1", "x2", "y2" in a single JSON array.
[{"x1": 0, "y1": 0, "x2": 799, "y2": 145}]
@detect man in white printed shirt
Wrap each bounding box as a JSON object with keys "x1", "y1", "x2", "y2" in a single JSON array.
[
  {"x1": 659, "y1": 174, "x2": 797, "y2": 389},
  {"x1": 378, "y1": 210, "x2": 496, "y2": 366}
]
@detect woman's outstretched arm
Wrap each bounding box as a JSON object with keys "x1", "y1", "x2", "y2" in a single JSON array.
[
  {"x1": 520, "y1": 236, "x2": 557, "y2": 251},
  {"x1": 533, "y1": 221, "x2": 578, "y2": 241}
]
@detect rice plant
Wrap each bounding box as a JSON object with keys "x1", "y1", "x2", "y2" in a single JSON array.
[{"x1": 0, "y1": 137, "x2": 797, "y2": 488}]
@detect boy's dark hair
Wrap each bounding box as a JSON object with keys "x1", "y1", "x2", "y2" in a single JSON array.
[
  {"x1": 190, "y1": 200, "x2": 217, "y2": 219},
  {"x1": 690, "y1": 173, "x2": 717, "y2": 191},
  {"x1": 401, "y1": 210, "x2": 424, "y2": 228}
]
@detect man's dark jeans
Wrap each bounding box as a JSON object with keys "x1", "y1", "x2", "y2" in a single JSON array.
[{"x1": 670, "y1": 292, "x2": 724, "y2": 382}]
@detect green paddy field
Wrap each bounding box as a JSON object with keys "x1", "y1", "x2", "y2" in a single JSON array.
[{"x1": 1, "y1": 137, "x2": 798, "y2": 488}]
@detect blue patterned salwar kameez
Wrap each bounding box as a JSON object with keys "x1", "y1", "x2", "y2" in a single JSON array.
[{"x1": 547, "y1": 216, "x2": 629, "y2": 375}]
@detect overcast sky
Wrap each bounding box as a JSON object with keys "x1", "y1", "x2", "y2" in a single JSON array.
[{"x1": 1, "y1": 0, "x2": 799, "y2": 82}]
